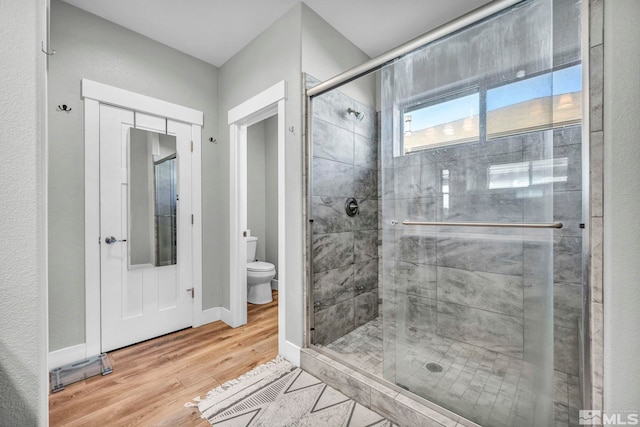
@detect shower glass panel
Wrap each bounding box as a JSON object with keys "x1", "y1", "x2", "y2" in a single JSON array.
[{"x1": 382, "y1": 0, "x2": 554, "y2": 425}]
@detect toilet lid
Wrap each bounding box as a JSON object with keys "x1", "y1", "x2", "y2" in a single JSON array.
[{"x1": 247, "y1": 261, "x2": 275, "y2": 272}]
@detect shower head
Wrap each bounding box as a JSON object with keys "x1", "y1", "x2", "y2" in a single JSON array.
[{"x1": 347, "y1": 107, "x2": 364, "y2": 122}]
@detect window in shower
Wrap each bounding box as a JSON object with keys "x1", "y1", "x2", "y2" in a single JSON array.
[
  {"x1": 402, "y1": 91, "x2": 479, "y2": 154},
  {"x1": 487, "y1": 64, "x2": 582, "y2": 139},
  {"x1": 400, "y1": 64, "x2": 582, "y2": 155}
]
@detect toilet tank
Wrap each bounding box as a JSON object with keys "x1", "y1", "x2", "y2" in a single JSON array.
[{"x1": 246, "y1": 236, "x2": 258, "y2": 262}]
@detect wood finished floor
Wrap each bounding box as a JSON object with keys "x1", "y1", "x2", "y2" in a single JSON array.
[{"x1": 49, "y1": 291, "x2": 278, "y2": 426}]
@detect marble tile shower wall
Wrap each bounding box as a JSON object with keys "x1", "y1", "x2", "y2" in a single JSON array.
[
  {"x1": 387, "y1": 126, "x2": 583, "y2": 376},
  {"x1": 311, "y1": 89, "x2": 379, "y2": 345}
]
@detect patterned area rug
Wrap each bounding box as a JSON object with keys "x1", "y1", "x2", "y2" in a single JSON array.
[{"x1": 189, "y1": 356, "x2": 395, "y2": 426}]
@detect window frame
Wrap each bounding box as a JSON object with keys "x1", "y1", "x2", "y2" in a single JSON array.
[
  {"x1": 397, "y1": 61, "x2": 582, "y2": 156},
  {"x1": 401, "y1": 86, "x2": 482, "y2": 154}
]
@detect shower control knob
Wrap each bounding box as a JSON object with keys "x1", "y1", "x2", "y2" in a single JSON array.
[{"x1": 345, "y1": 198, "x2": 359, "y2": 217}]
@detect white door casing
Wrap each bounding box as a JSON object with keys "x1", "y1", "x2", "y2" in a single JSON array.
[
  {"x1": 99, "y1": 105, "x2": 193, "y2": 352},
  {"x1": 228, "y1": 80, "x2": 298, "y2": 364},
  {"x1": 83, "y1": 79, "x2": 203, "y2": 357}
]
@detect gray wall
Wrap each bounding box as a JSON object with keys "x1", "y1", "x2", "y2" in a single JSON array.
[
  {"x1": 216, "y1": 3, "x2": 375, "y2": 348},
  {"x1": 218, "y1": 4, "x2": 303, "y2": 345},
  {"x1": 247, "y1": 121, "x2": 267, "y2": 262},
  {"x1": 48, "y1": 0, "x2": 219, "y2": 351},
  {"x1": 311, "y1": 84, "x2": 379, "y2": 345},
  {"x1": 47, "y1": 0, "x2": 380, "y2": 354},
  {"x1": 603, "y1": 0, "x2": 640, "y2": 410},
  {"x1": 247, "y1": 117, "x2": 278, "y2": 269},
  {"x1": 0, "y1": 0, "x2": 48, "y2": 425}
]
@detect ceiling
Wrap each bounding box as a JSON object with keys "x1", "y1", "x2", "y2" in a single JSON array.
[{"x1": 61, "y1": 0, "x2": 493, "y2": 67}]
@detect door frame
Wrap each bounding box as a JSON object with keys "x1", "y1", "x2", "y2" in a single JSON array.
[
  {"x1": 82, "y1": 79, "x2": 203, "y2": 357},
  {"x1": 227, "y1": 81, "x2": 289, "y2": 359}
]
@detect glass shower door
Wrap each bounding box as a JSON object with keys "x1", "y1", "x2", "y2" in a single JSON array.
[{"x1": 381, "y1": 0, "x2": 557, "y2": 425}]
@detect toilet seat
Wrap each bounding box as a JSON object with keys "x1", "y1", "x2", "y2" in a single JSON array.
[{"x1": 247, "y1": 261, "x2": 275, "y2": 272}]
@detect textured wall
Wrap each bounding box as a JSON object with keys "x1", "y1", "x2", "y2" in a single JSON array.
[
  {"x1": 48, "y1": 0, "x2": 219, "y2": 351},
  {"x1": 603, "y1": 0, "x2": 640, "y2": 411},
  {"x1": 311, "y1": 82, "x2": 379, "y2": 345},
  {"x1": 0, "y1": 0, "x2": 48, "y2": 425}
]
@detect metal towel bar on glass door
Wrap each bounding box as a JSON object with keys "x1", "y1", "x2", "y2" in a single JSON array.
[{"x1": 401, "y1": 221, "x2": 563, "y2": 229}]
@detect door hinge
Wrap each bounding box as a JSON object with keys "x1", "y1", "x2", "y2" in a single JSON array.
[
  {"x1": 190, "y1": 141, "x2": 193, "y2": 152},
  {"x1": 191, "y1": 214, "x2": 194, "y2": 225},
  {"x1": 186, "y1": 288, "x2": 194, "y2": 298}
]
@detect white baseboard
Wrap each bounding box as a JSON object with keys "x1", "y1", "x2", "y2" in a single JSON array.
[
  {"x1": 219, "y1": 307, "x2": 235, "y2": 327},
  {"x1": 279, "y1": 340, "x2": 300, "y2": 366},
  {"x1": 271, "y1": 279, "x2": 278, "y2": 291},
  {"x1": 194, "y1": 307, "x2": 221, "y2": 327},
  {"x1": 48, "y1": 343, "x2": 87, "y2": 370}
]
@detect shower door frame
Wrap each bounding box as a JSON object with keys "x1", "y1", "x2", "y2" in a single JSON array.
[
  {"x1": 304, "y1": 0, "x2": 526, "y2": 351},
  {"x1": 304, "y1": 0, "x2": 529, "y2": 350},
  {"x1": 304, "y1": 0, "x2": 593, "y2": 423}
]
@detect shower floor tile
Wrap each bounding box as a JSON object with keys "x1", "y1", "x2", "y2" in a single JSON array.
[{"x1": 318, "y1": 316, "x2": 580, "y2": 427}]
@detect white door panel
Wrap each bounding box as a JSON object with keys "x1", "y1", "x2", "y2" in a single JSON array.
[{"x1": 100, "y1": 104, "x2": 192, "y2": 352}]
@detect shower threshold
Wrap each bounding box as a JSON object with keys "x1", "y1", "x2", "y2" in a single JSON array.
[{"x1": 313, "y1": 316, "x2": 564, "y2": 427}]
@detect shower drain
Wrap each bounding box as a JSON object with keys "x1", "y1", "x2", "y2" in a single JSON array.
[{"x1": 425, "y1": 362, "x2": 444, "y2": 373}]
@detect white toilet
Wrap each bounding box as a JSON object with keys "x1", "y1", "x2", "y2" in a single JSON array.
[{"x1": 246, "y1": 236, "x2": 275, "y2": 304}]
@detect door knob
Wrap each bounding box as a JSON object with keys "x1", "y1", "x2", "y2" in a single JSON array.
[{"x1": 105, "y1": 236, "x2": 126, "y2": 244}]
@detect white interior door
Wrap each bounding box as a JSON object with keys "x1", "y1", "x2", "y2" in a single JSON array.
[{"x1": 99, "y1": 104, "x2": 192, "y2": 352}]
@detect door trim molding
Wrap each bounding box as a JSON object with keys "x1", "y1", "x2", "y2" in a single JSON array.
[
  {"x1": 82, "y1": 79, "x2": 203, "y2": 125},
  {"x1": 228, "y1": 81, "x2": 290, "y2": 361},
  {"x1": 84, "y1": 97, "x2": 101, "y2": 357},
  {"x1": 82, "y1": 79, "x2": 203, "y2": 357}
]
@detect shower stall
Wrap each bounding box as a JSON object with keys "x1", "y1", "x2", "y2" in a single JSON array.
[{"x1": 306, "y1": 0, "x2": 584, "y2": 426}]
